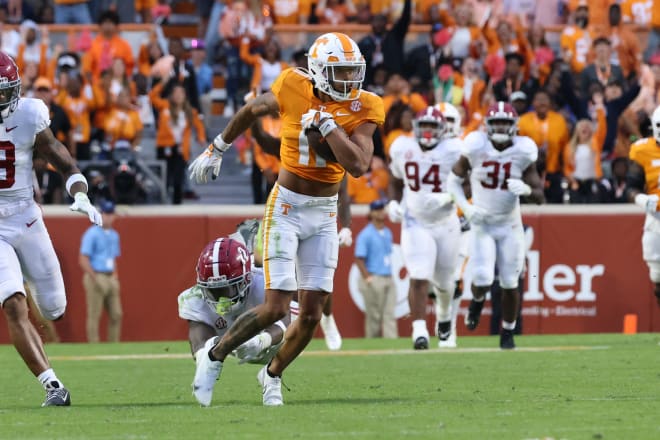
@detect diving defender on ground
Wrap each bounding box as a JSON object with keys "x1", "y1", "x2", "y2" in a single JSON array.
[
  {"x1": 0, "y1": 51, "x2": 102, "y2": 406},
  {"x1": 188, "y1": 32, "x2": 384, "y2": 406},
  {"x1": 179, "y1": 229, "x2": 289, "y2": 376}
]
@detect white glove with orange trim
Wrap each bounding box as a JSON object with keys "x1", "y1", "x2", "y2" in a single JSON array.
[
  {"x1": 301, "y1": 109, "x2": 337, "y2": 137},
  {"x1": 188, "y1": 135, "x2": 232, "y2": 183}
]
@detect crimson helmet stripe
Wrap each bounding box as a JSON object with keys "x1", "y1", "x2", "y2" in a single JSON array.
[{"x1": 212, "y1": 238, "x2": 223, "y2": 278}]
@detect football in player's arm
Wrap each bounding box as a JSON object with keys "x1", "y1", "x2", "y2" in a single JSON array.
[
  {"x1": 626, "y1": 105, "x2": 660, "y2": 306},
  {"x1": 249, "y1": 115, "x2": 350, "y2": 351},
  {"x1": 188, "y1": 32, "x2": 383, "y2": 407}
]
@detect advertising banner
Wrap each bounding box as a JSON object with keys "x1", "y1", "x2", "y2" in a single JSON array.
[{"x1": 0, "y1": 206, "x2": 656, "y2": 343}]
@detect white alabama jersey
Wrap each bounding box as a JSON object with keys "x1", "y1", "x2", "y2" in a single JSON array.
[
  {"x1": 178, "y1": 267, "x2": 265, "y2": 336},
  {"x1": 0, "y1": 98, "x2": 50, "y2": 206},
  {"x1": 389, "y1": 136, "x2": 463, "y2": 225},
  {"x1": 462, "y1": 131, "x2": 537, "y2": 222}
]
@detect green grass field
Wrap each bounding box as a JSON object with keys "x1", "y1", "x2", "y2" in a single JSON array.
[{"x1": 0, "y1": 334, "x2": 658, "y2": 440}]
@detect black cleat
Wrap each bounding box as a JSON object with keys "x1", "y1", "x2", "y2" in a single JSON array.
[
  {"x1": 464, "y1": 300, "x2": 485, "y2": 331},
  {"x1": 42, "y1": 386, "x2": 71, "y2": 407},
  {"x1": 500, "y1": 329, "x2": 516, "y2": 350},
  {"x1": 437, "y1": 321, "x2": 451, "y2": 341},
  {"x1": 413, "y1": 336, "x2": 429, "y2": 350}
]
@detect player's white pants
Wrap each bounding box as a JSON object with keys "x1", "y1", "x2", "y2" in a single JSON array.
[
  {"x1": 642, "y1": 214, "x2": 660, "y2": 282},
  {"x1": 468, "y1": 220, "x2": 525, "y2": 289},
  {"x1": 401, "y1": 214, "x2": 461, "y2": 292},
  {"x1": 262, "y1": 183, "x2": 339, "y2": 293},
  {"x1": 0, "y1": 202, "x2": 66, "y2": 319}
]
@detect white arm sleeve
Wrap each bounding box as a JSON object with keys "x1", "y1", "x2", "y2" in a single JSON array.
[{"x1": 447, "y1": 171, "x2": 470, "y2": 213}]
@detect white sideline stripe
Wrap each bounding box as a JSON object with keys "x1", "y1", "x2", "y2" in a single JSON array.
[{"x1": 49, "y1": 345, "x2": 609, "y2": 361}]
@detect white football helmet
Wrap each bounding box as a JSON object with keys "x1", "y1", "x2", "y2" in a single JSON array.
[
  {"x1": 413, "y1": 106, "x2": 446, "y2": 150},
  {"x1": 485, "y1": 102, "x2": 518, "y2": 144},
  {"x1": 652, "y1": 105, "x2": 660, "y2": 145},
  {"x1": 307, "y1": 32, "x2": 366, "y2": 102},
  {"x1": 434, "y1": 102, "x2": 462, "y2": 139}
]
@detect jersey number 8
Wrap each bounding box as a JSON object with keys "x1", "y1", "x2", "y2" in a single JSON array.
[{"x1": 0, "y1": 141, "x2": 16, "y2": 189}]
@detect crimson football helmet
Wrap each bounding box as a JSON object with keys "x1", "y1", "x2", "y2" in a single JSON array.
[
  {"x1": 485, "y1": 101, "x2": 518, "y2": 144},
  {"x1": 413, "y1": 106, "x2": 446, "y2": 150},
  {"x1": 196, "y1": 237, "x2": 252, "y2": 316},
  {"x1": 0, "y1": 51, "x2": 20, "y2": 121}
]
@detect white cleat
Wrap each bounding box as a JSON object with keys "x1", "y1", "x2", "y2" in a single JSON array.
[
  {"x1": 320, "y1": 314, "x2": 342, "y2": 351},
  {"x1": 192, "y1": 336, "x2": 223, "y2": 407},
  {"x1": 438, "y1": 332, "x2": 457, "y2": 348},
  {"x1": 257, "y1": 365, "x2": 283, "y2": 406}
]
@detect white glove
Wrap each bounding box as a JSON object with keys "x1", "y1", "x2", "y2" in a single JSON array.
[
  {"x1": 234, "y1": 332, "x2": 270, "y2": 364},
  {"x1": 635, "y1": 193, "x2": 659, "y2": 214},
  {"x1": 301, "y1": 109, "x2": 337, "y2": 137},
  {"x1": 69, "y1": 192, "x2": 102, "y2": 226},
  {"x1": 506, "y1": 178, "x2": 532, "y2": 196},
  {"x1": 423, "y1": 193, "x2": 453, "y2": 211},
  {"x1": 462, "y1": 204, "x2": 488, "y2": 224},
  {"x1": 338, "y1": 227, "x2": 353, "y2": 247},
  {"x1": 386, "y1": 200, "x2": 404, "y2": 223},
  {"x1": 188, "y1": 135, "x2": 231, "y2": 183}
]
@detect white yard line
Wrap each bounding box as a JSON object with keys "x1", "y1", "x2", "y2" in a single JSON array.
[{"x1": 49, "y1": 345, "x2": 609, "y2": 361}]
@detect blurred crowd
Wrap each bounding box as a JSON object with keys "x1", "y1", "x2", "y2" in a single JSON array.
[{"x1": 5, "y1": 0, "x2": 660, "y2": 205}]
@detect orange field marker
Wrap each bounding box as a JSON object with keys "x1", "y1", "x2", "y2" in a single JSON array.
[{"x1": 623, "y1": 314, "x2": 638, "y2": 335}]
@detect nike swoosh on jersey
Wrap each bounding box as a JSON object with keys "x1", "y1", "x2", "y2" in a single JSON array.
[
  {"x1": 6, "y1": 126, "x2": 17, "y2": 132},
  {"x1": 335, "y1": 111, "x2": 350, "y2": 117},
  {"x1": 26, "y1": 219, "x2": 37, "y2": 228}
]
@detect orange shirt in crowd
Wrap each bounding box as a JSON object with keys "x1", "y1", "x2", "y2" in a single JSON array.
[
  {"x1": 566, "y1": 0, "x2": 615, "y2": 30},
  {"x1": 59, "y1": 94, "x2": 94, "y2": 145},
  {"x1": 104, "y1": 107, "x2": 143, "y2": 149},
  {"x1": 560, "y1": 26, "x2": 595, "y2": 73},
  {"x1": 84, "y1": 34, "x2": 135, "y2": 81},
  {"x1": 135, "y1": 0, "x2": 157, "y2": 11},
  {"x1": 265, "y1": 0, "x2": 312, "y2": 24},
  {"x1": 149, "y1": 82, "x2": 206, "y2": 161},
  {"x1": 347, "y1": 168, "x2": 389, "y2": 204},
  {"x1": 621, "y1": 0, "x2": 660, "y2": 27},
  {"x1": 16, "y1": 43, "x2": 49, "y2": 78},
  {"x1": 518, "y1": 110, "x2": 570, "y2": 174}
]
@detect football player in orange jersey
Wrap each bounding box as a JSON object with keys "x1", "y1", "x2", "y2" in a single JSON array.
[
  {"x1": 188, "y1": 32, "x2": 384, "y2": 406},
  {"x1": 628, "y1": 105, "x2": 660, "y2": 307}
]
